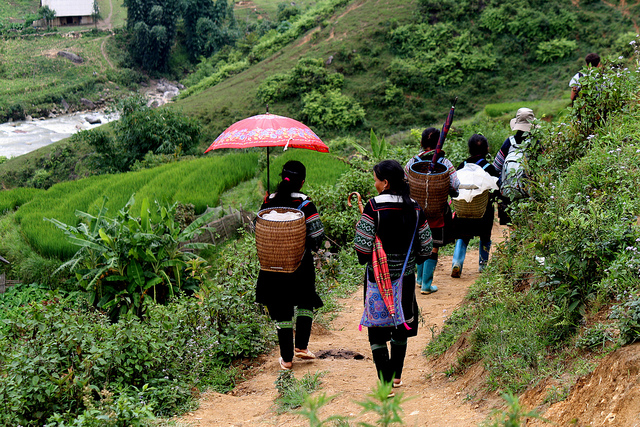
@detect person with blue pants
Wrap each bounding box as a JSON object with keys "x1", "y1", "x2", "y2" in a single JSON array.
[
  {"x1": 406, "y1": 128, "x2": 459, "y2": 294},
  {"x1": 451, "y1": 134, "x2": 499, "y2": 277}
]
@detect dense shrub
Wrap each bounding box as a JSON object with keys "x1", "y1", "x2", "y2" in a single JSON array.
[
  {"x1": 0, "y1": 274, "x2": 271, "y2": 424},
  {"x1": 255, "y1": 57, "x2": 345, "y2": 105},
  {"x1": 535, "y1": 38, "x2": 577, "y2": 63},
  {"x1": 302, "y1": 89, "x2": 366, "y2": 129},
  {"x1": 387, "y1": 23, "x2": 497, "y2": 88},
  {"x1": 73, "y1": 96, "x2": 202, "y2": 173},
  {"x1": 48, "y1": 195, "x2": 215, "y2": 320},
  {"x1": 307, "y1": 168, "x2": 375, "y2": 247}
]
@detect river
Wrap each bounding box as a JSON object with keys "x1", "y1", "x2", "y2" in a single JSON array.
[{"x1": 0, "y1": 111, "x2": 119, "y2": 159}]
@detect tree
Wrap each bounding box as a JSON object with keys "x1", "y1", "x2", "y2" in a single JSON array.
[
  {"x1": 124, "y1": 0, "x2": 181, "y2": 71},
  {"x1": 182, "y1": 0, "x2": 238, "y2": 59},
  {"x1": 91, "y1": 0, "x2": 102, "y2": 29},
  {"x1": 79, "y1": 95, "x2": 202, "y2": 172},
  {"x1": 124, "y1": 0, "x2": 237, "y2": 70},
  {"x1": 38, "y1": 5, "x2": 56, "y2": 30}
]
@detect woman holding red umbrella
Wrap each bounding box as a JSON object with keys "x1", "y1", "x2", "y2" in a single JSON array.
[
  {"x1": 255, "y1": 161, "x2": 325, "y2": 370},
  {"x1": 354, "y1": 160, "x2": 432, "y2": 388}
]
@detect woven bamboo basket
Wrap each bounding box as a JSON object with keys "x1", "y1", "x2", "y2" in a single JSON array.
[
  {"x1": 452, "y1": 189, "x2": 489, "y2": 219},
  {"x1": 407, "y1": 161, "x2": 450, "y2": 217},
  {"x1": 255, "y1": 207, "x2": 306, "y2": 273}
]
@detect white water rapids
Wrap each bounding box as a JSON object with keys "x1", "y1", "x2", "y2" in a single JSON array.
[{"x1": 0, "y1": 111, "x2": 118, "y2": 158}]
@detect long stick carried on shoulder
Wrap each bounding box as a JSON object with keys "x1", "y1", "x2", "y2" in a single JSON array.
[{"x1": 429, "y1": 97, "x2": 458, "y2": 172}]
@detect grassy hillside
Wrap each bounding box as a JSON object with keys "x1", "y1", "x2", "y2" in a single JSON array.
[
  {"x1": 176, "y1": 0, "x2": 638, "y2": 149},
  {"x1": 0, "y1": 31, "x2": 139, "y2": 120},
  {"x1": 179, "y1": 0, "x2": 421, "y2": 145},
  {"x1": 0, "y1": 0, "x2": 135, "y2": 122},
  {"x1": 0, "y1": 0, "x2": 37, "y2": 20}
]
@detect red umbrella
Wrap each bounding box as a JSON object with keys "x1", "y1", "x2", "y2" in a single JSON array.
[{"x1": 204, "y1": 112, "x2": 328, "y2": 192}]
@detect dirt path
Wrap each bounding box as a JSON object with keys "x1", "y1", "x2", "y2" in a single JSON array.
[
  {"x1": 179, "y1": 227, "x2": 506, "y2": 426},
  {"x1": 97, "y1": 0, "x2": 115, "y2": 69}
]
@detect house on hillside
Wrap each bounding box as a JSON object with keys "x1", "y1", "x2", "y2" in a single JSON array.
[{"x1": 40, "y1": 0, "x2": 95, "y2": 26}]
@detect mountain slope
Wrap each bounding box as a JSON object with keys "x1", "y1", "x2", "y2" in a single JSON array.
[{"x1": 176, "y1": 0, "x2": 638, "y2": 146}]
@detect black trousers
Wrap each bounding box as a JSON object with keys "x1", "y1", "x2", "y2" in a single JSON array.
[
  {"x1": 267, "y1": 302, "x2": 315, "y2": 363},
  {"x1": 368, "y1": 326, "x2": 409, "y2": 383}
]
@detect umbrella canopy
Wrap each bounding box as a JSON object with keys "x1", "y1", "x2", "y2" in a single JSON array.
[
  {"x1": 204, "y1": 113, "x2": 328, "y2": 192},
  {"x1": 204, "y1": 113, "x2": 328, "y2": 153}
]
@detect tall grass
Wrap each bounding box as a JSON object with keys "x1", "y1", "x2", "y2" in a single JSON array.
[
  {"x1": 262, "y1": 149, "x2": 350, "y2": 192},
  {"x1": 12, "y1": 153, "x2": 260, "y2": 259},
  {"x1": 0, "y1": 187, "x2": 44, "y2": 213}
]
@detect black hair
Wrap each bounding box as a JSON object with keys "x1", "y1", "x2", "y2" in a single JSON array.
[
  {"x1": 585, "y1": 53, "x2": 600, "y2": 67},
  {"x1": 271, "y1": 160, "x2": 306, "y2": 204},
  {"x1": 373, "y1": 160, "x2": 413, "y2": 214},
  {"x1": 420, "y1": 127, "x2": 440, "y2": 151},
  {"x1": 468, "y1": 134, "x2": 489, "y2": 157}
]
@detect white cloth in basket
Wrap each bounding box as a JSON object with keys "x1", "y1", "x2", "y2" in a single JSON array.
[
  {"x1": 262, "y1": 210, "x2": 303, "y2": 221},
  {"x1": 453, "y1": 163, "x2": 499, "y2": 203}
]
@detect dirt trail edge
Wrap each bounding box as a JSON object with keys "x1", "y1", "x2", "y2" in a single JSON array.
[{"x1": 179, "y1": 239, "x2": 504, "y2": 426}]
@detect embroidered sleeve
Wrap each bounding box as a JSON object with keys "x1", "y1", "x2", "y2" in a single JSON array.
[
  {"x1": 417, "y1": 211, "x2": 433, "y2": 256},
  {"x1": 303, "y1": 202, "x2": 324, "y2": 251},
  {"x1": 493, "y1": 138, "x2": 510, "y2": 174},
  {"x1": 442, "y1": 158, "x2": 460, "y2": 191},
  {"x1": 354, "y1": 202, "x2": 376, "y2": 257}
]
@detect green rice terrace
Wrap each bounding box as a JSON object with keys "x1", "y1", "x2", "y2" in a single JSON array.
[{"x1": 1, "y1": 0, "x2": 640, "y2": 426}]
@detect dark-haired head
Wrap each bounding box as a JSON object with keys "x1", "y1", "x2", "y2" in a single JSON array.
[
  {"x1": 421, "y1": 127, "x2": 440, "y2": 151},
  {"x1": 373, "y1": 160, "x2": 413, "y2": 212},
  {"x1": 468, "y1": 134, "x2": 489, "y2": 157},
  {"x1": 585, "y1": 53, "x2": 600, "y2": 67},
  {"x1": 273, "y1": 160, "x2": 306, "y2": 201}
]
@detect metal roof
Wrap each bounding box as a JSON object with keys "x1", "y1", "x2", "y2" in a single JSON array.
[{"x1": 41, "y1": 0, "x2": 94, "y2": 17}]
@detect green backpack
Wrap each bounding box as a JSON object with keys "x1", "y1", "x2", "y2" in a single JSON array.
[{"x1": 500, "y1": 136, "x2": 529, "y2": 200}]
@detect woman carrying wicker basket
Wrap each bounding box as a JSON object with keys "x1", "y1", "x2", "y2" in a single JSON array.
[
  {"x1": 405, "y1": 128, "x2": 460, "y2": 295},
  {"x1": 354, "y1": 160, "x2": 433, "y2": 389},
  {"x1": 255, "y1": 161, "x2": 325, "y2": 370},
  {"x1": 451, "y1": 134, "x2": 500, "y2": 277}
]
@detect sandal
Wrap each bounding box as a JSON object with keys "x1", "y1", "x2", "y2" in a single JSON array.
[
  {"x1": 393, "y1": 380, "x2": 403, "y2": 388},
  {"x1": 294, "y1": 349, "x2": 316, "y2": 360},
  {"x1": 279, "y1": 357, "x2": 292, "y2": 370}
]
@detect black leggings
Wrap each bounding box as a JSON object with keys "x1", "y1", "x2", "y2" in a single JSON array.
[
  {"x1": 368, "y1": 326, "x2": 409, "y2": 383},
  {"x1": 267, "y1": 302, "x2": 315, "y2": 363}
]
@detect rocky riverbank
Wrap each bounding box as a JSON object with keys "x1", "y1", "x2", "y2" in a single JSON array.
[{"x1": 0, "y1": 78, "x2": 182, "y2": 159}]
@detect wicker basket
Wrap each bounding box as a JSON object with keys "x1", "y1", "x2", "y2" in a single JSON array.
[
  {"x1": 407, "y1": 161, "x2": 450, "y2": 217},
  {"x1": 452, "y1": 190, "x2": 489, "y2": 219},
  {"x1": 255, "y1": 207, "x2": 306, "y2": 273}
]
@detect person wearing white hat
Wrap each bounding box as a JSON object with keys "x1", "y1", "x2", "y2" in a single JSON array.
[{"x1": 492, "y1": 108, "x2": 536, "y2": 224}]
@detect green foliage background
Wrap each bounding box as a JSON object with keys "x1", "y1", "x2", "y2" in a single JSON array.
[{"x1": 1, "y1": 0, "x2": 640, "y2": 424}]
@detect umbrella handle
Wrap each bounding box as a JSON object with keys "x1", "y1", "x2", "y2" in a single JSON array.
[{"x1": 348, "y1": 192, "x2": 364, "y2": 214}]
